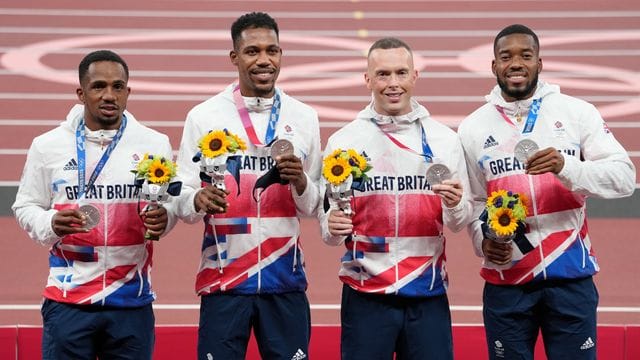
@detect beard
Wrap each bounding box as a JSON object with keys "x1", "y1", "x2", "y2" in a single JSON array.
[{"x1": 497, "y1": 71, "x2": 538, "y2": 100}]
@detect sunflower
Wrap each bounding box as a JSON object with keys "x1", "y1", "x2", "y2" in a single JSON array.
[
  {"x1": 323, "y1": 156, "x2": 351, "y2": 185},
  {"x1": 347, "y1": 149, "x2": 368, "y2": 171},
  {"x1": 229, "y1": 133, "x2": 247, "y2": 151},
  {"x1": 486, "y1": 189, "x2": 508, "y2": 208},
  {"x1": 329, "y1": 148, "x2": 343, "y2": 160},
  {"x1": 489, "y1": 207, "x2": 519, "y2": 237},
  {"x1": 147, "y1": 158, "x2": 173, "y2": 184},
  {"x1": 199, "y1": 130, "x2": 229, "y2": 158}
]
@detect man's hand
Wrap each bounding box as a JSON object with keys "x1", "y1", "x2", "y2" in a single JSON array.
[
  {"x1": 195, "y1": 186, "x2": 230, "y2": 214},
  {"x1": 431, "y1": 179, "x2": 463, "y2": 208},
  {"x1": 51, "y1": 209, "x2": 90, "y2": 236},
  {"x1": 275, "y1": 153, "x2": 307, "y2": 195},
  {"x1": 142, "y1": 206, "x2": 168, "y2": 237},
  {"x1": 482, "y1": 238, "x2": 513, "y2": 265},
  {"x1": 328, "y1": 209, "x2": 353, "y2": 236},
  {"x1": 525, "y1": 147, "x2": 564, "y2": 175}
]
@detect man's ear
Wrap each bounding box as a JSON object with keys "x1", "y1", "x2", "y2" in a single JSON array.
[
  {"x1": 76, "y1": 87, "x2": 85, "y2": 103},
  {"x1": 230, "y1": 50, "x2": 238, "y2": 66}
]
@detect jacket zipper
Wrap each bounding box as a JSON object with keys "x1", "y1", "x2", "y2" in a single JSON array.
[{"x1": 528, "y1": 174, "x2": 546, "y2": 280}]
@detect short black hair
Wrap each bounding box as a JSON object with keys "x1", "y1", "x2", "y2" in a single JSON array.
[
  {"x1": 78, "y1": 50, "x2": 129, "y2": 84},
  {"x1": 231, "y1": 12, "x2": 279, "y2": 49},
  {"x1": 493, "y1": 24, "x2": 540, "y2": 53},
  {"x1": 368, "y1": 37, "x2": 413, "y2": 57}
]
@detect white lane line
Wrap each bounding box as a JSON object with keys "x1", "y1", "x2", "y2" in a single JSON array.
[
  {"x1": 1, "y1": 8, "x2": 639, "y2": 19},
  {"x1": 1, "y1": 48, "x2": 639, "y2": 58},
  {"x1": 2, "y1": 27, "x2": 639, "y2": 38},
  {"x1": 0, "y1": 93, "x2": 638, "y2": 103}
]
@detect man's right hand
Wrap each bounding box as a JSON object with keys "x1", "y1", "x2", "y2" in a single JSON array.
[
  {"x1": 328, "y1": 209, "x2": 354, "y2": 236},
  {"x1": 195, "y1": 186, "x2": 230, "y2": 214},
  {"x1": 51, "y1": 209, "x2": 90, "y2": 236},
  {"x1": 481, "y1": 237, "x2": 513, "y2": 265}
]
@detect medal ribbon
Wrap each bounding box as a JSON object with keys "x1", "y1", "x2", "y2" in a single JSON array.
[
  {"x1": 374, "y1": 120, "x2": 433, "y2": 163},
  {"x1": 233, "y1": 85, "x2": 281, "y2": 146},
  {"x1": 76, "y1": 114, "x2": 128, "y2": 200},
  {"x1": 495, "y1": 98, "x2": 541, "y2": 134}
]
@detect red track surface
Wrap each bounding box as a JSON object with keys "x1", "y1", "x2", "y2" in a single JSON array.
[{"x1": 1, "y1": 0, "x2": 639, "y2": 328}]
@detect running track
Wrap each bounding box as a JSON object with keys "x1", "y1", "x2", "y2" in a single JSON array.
[{"x1": 0, "y1": 0, "x2": 639, "y2": 328}]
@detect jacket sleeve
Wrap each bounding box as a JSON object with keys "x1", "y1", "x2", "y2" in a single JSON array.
[
  {"x1": 292, "y1": 109, "x2": 322, "y2": 217},
  {"x1": 12, "y1": 140, "x2": 62, "y2": 247},
  {"x1": 171, "y1": 111, "x2": 206, "y2": 224},
  {"x1": 556, "y1": 103, "x2": 636, "y2": 199},
  {"x1": 442, "y1": 135, "x2": 474, "y2": 233},
  {"x1": 459, "y1": 128, "x2": 490, "y2": 258},
  {"x1": 158, "y1": 136, "x2": 180, "y2": 236}
]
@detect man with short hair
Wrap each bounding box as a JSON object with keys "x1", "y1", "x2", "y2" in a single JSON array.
[
  {"x1": 173, "y1": 12, "x2": 321, "y2": 360},
  {"x1": 458, "y1": 24, "x2": 636, "y2": 359},
  {"x1": 13, "y1": 49, "x2": 174, "y2": 359},
  {"x1": 320, "y1": 37, "x2": 472, "y2": 360}
]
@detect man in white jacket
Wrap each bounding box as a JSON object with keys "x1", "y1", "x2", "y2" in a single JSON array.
[
  {"x1": 320, "y1": 37, "x2": 472, "y2": 360},
  {"x1": 12, "y1": 50, "x2": 174, "y2": 359},
  {"x1": 172, "y1": 12, "x2": 321, "y2": 360},
  {"x1": 458, "y1": 24, "x2": 636, "y2": 360}
]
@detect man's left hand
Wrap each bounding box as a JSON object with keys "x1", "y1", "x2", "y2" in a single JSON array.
[
  {"x1": 431, "y1": 179, "x2": 463, "y2": 208},
  {"x1": 525, "y1": 147, "x2": 565, "y2": 175},
  {"x1": 275, "y1": 153, "x2": 307, "y2": 195}
]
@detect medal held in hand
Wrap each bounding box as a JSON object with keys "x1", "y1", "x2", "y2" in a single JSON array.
[
  {"x1": 425, "y1": 163, "x2": 452, "y2": 186},
  {"x1": 270, "y1": 138, "x2": 294, "y2": 159},
  {"x1": 78, "y1": 204, "x2": 101, "y2": 230},
  {"x1": 514, "y1": 138, "x2": 539, "y2": 163}
]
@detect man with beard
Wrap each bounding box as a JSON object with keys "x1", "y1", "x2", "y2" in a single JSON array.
[
  {"x1": 457, "y1": 24, "x2": 635, "y2": 359},
  {"x1": 172, "y1": 12, "x2": 321, "y2": 360}
]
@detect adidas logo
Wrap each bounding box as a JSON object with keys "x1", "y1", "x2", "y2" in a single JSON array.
[
  {"x1": 580, "y1": 337, "x2": 595, "y2": 350},
  {"x1": 291, "y1": 348, "x2": 307, "y2": 360},
  {"x1": 483, "y1": 135, "x2": 499, "y2": 149},
  {"x1": 63, "y1": 158, "x2": 78, "y2": 171}
]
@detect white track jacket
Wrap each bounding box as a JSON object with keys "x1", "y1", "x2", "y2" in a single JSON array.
[{"x1": 458, "y1": 81, "x2": 635, "y2": 285}]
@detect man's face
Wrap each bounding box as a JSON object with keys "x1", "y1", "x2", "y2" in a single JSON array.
[
  {"x1": 365, "y1": 47, "x2": 418, "y2": 116},
  {"x1": 76, "y1": 61, "x2": 130, "y2": 130},
  {"x1": 492, "y1": 33, "x2": 542, "y2": 102},
  {"x1": 230, "y1": 27, "x2": 282, "y2": 98}
]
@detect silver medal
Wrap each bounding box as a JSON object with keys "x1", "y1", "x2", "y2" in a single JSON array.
[
  {"x1": 270, "y1": 139, "x2": 294, "y2": 158},
  {"x1": 426, "y1": 163, "x2": 452, "y2": 186},
  {"x1": 514, "y1": 139, "x2": 539, "y2": 163},
  {"x1": 78, "y1": 204, "x2": 101, "y2": 230}
]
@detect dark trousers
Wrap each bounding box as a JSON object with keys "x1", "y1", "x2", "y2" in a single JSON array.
[
  {"x1": 483, "y1": 276, "x2": 598, "y2": 360},
  {"x1": 198, "y1": 291, "x2": 311, "y2": 360},
  {"x1": 41, "y1": 299, "x2": 155, "y2": 360},
  {"x1": 340, "y1": 284, "x2": 453, "y2": 360}
]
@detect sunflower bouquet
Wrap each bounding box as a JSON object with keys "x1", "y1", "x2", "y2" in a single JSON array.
[
  {"x1": 193, "y1": 129, "x2": 247, "y2": 191},
  {"x1": 322, "y1": 148, "x2": 372, "y2": 215},
  {"x1": 198, "y1": 129, "x2": 247, "y2": 159},
  {"x1": 485, "y1": 190, "x2": 528, "y2": 242},
  {"x1": 132, "y1": 153, "x2": 181, "y2": 240},
  {"x1": 133, "y1": 153, "x2": 177, "y2": 185}
]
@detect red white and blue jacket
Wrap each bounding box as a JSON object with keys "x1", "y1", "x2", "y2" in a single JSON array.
[
  {"x1": 12, "y1": 105, "x2": 175, "y2": 307},
  {"x1": 319, "y1": 100, "x2": 472, "y2": 297},
  {"x1": 458, "y1": 81, "x2": 636, "y2": 285},
  {"x1": 173, "y1": 84, "x2": 321, "y2": 295}
]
